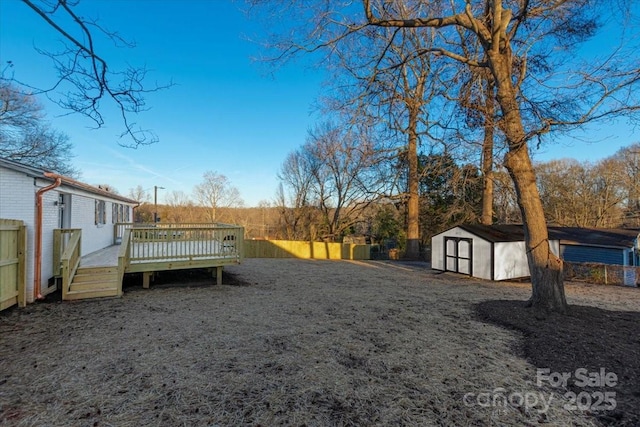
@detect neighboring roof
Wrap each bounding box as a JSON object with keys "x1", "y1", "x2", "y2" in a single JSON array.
[
  {"x1": 0, "y1": 156, "x2": 138, "y2": 205},
  {"x1": 446, "y1": 223, "x2": 639, "y2": 249},
  {"x1": 548, "y1": 226, "x2": 640, "y2": 249}
]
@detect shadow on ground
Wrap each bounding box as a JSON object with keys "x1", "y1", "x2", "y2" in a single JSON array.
[
  {"x1": 122, "y1": 269, "x2": 251, "y2": 291},
  {"x1": 476, "y1": 300, "x2": 640, "y2": 426}
]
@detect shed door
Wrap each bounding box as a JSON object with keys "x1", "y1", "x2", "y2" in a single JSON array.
[{"x1": 445, "y1": 237, "x2": 472, "y2": 276}]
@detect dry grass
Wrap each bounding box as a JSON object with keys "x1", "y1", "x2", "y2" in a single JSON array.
[{"x1": 1, "y1": 258, "x2": 638, "y2": 426}]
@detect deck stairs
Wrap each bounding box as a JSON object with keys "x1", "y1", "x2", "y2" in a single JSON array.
[{"x1": 65, "y1": 266, "x2": 120, "y2": 300}]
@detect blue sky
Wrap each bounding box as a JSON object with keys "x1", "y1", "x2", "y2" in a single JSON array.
[{"x1": 1, "y1": 0, "x2": 637, "y2": 206}]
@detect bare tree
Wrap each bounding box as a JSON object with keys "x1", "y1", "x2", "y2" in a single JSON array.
[
  {"x1": 4, "y1": 0, "x2": 171, "y2": 147},
  {"x1": 309, "y1": 122, "x2": 383, "y2": 240},
  {"x1": 194, "y1": 171, "x2": 244, "y2": 223},
  {"x1": 612, "y1": 143, "x2": 640, "y2": 226},
  {"x1": 127, "y1": 185, "x2": 150, "y2": 204},
  {"x1": 279, "y1": 121, "x2": 385, "y2": 241},
  {"x1": 492, "y1": 168, "x2": 520, "y2": 223},
  {"x1": 537, "y1": 154, "x2": 635, "y2": 228},
  {"x1": 276, "y1": 150, "x2": 319, "y2": 240},
  {"x1": 164, "y1": 190, "x2": 198, "y2": 223},
  {"x1": 321, "y1": 12, "x2": 450, "y2": 257},
  {"x1": 0, "y1": 82, "x2": 78, "y2": 176}
]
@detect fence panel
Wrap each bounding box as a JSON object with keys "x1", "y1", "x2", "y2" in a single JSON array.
[
  {"x1": 564, "y1": 261, "x2": 639, "y2": 287},
  {"x1": 0, "y1": 219, "x2": 26, "y2": 310},
  {"x1": 244, "y1": 239, "x2": 372, "y2": 260}
]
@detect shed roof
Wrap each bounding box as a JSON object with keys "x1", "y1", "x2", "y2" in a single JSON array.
[
  {"x1": 0, "y1": 156, "x2": 138, "y2": 205},
  {"x1": 450, "y1": 223, "x2": 639, "y2": 249},
  {"x1": 457, "y1": 224, "x2": 528, "y2": 242}
]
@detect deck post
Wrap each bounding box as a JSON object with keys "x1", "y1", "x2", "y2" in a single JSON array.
[
  {"x1": 216, "y1": 266, "x2": 223, "y2": 286},
  {"x1": 143, "y1": 271, "x2": 153, "y2": 289}
]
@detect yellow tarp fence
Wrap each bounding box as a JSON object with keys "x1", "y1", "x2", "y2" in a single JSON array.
[{"x1": 244, "y1": 239, "x2": 371, "y2": 260}]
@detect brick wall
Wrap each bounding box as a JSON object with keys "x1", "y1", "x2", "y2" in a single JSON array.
[
  {"x1": 0, "y1": 167, "x2": 36, "y2": 302},
  {"x1": 69, "y1": 194, "x2": 115, "y2": 255}
]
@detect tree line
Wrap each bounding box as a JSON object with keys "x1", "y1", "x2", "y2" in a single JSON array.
[{"x1": 133, "y1": 141, "x2": 639, "y2": 248}]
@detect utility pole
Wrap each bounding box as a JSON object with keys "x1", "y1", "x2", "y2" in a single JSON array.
[{"x1": 154, "y1": 185, "x2": 165, "y2": 223}]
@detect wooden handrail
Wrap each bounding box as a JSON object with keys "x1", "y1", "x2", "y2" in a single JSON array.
[
  {"x1": 60, "y1": 229, "x2": 82, "y2": 300},
  {"x1": 53, "y1": 228, "x2": 81, "y2": 277}
]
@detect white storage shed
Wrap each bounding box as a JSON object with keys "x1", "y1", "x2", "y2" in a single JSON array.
[{"x1": 431, "y1": 224, "x2": 560, "y2": 281}]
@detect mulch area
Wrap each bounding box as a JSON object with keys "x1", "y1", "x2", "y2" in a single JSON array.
[{"x1": 476, "y1": 300, "x2": 640, "y2": 426}]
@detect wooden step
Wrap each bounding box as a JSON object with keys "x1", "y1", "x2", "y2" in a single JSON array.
[
  {"x1": 65, "y1": 265, "x2": 121, "y2": 300},
  {"x1": 72, "y1": 271, "x2": 118, "y2": 285},
  {"x1": 76, "y1": 266, "x2": 118, "y2": 275},
  {"x1": 70, "y1": 280, "x2": 118, "y2": 292},
  {"x1": 65, "y1": 287, "x2": 121, "y2": 300}
]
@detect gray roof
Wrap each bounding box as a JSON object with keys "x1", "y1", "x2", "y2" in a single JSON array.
[
  {"x1": 0, "y1": 156, "x2": 138, "y2": 205},
  {"x1": 458, "y1": 224, "x2": 529, "y2": 243},
  {"x1": 548, "y1": 226, "x2": 639, "y2": 249},
  {"x1": 455, "y1": 224, "x2": 639, "y2": 249},
  {"x1": 0, "y1": 156, "x2": 46, "y2": 177}
]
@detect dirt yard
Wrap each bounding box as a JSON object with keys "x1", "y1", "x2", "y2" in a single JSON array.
[{"x1": 1, "y1": 258, "x2": 638, "y2": 426}]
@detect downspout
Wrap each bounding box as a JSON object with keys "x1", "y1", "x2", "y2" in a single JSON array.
[{"x1": 34, "y1": 174, "x2": 62, "y2": 300}]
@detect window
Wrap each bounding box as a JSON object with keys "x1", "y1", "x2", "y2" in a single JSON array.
[
  {"x1": 110, "y1": 203, "x2": 128, "y2": 223},
  {"x1": 95, "y1": 200, "x2": 106, "y2": 225}
]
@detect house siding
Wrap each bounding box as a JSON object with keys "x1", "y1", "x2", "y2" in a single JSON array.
[
  {"x1": 40, "y1": 188, "x2": 59, "y2": 295},
  {"x1": 69, "y1": 194, "x2": 114, "y2": 255},
  {"x1": 561, "y1": 245, "x2": 624, "y2": 265}
]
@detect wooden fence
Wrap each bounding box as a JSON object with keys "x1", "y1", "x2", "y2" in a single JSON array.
[
  {"x1": 0, "y1": 219, "x2": 26, "y2": 310},
  {"x1": 244, "y1": 239, "x2": 372, "y2": 260}
]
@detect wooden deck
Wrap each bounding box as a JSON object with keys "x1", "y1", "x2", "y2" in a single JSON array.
[
  {"x1": 81, "y1": 245, "x2": 120, "y2": 267},
  {"x1": 56, "y1": 223, "x2": 244, "y2": 299},
  {"x1": 80, "y1": 241, "x2": 237, "y2": 268}
]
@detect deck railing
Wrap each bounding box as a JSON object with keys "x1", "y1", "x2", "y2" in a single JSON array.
[
  {"x1": 116, "y1": 229, "x2": 131, "y2": 296},
  {"x1": 123, "y1": 224, "x2": 244, "y2": 264},
  {"x1": 114, "y1": 222, "x2": 239, "y2": 244},
  {"x1": 59, "y1": 229, "x2": 82, "y2": 300},
  {"x1": 53, "y1": 228, "x2": 81, "y2": 277}
]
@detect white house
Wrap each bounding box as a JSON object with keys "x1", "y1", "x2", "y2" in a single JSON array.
[
  {"x1": 431, "y1": 224, "x2": 561, "y2": 281},
  {"x1": 0, "y1": 157, "x2": 138, "y2": 304}
]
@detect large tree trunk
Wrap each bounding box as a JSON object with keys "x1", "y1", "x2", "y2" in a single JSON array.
[
  {"x1": 491, "y1": 52, "x2": 567, "y2": 313},
  {"x1": 405, "y1": 106, "x2": 421, "y2": 259},
  {"x1": 480, "y1": 81, "x2": 495, "y2": 225}
]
